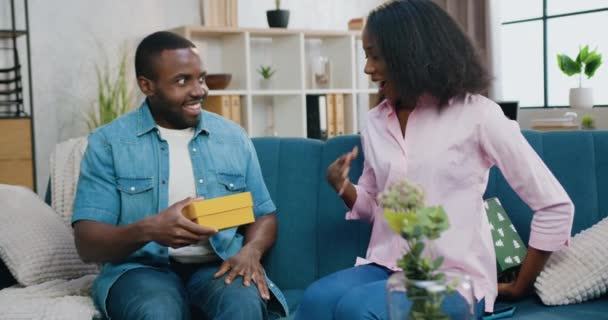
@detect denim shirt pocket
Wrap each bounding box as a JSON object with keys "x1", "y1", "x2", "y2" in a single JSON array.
[
  {"x1": 216, "y1": 172, "x2": 246, "y2": 193},
  {"x1": 116, "y1": 177, "x2": 155, "y2": 224},
  {"x1": 116, "y1": 177, "x2": 154, "y2": 194}
]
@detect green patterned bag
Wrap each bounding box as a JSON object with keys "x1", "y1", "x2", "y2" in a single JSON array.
[{"x1": 484, "y1": 197, "x2": 527, "y2": 276}]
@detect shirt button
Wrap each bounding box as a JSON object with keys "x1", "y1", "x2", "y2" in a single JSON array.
[
  {"x1": 130, "y1": 186, "x2": 136, "y2": 191},
  {"x1": 198, "y1": 178, "x2": 204, "y2": 184},
  {"x1": 161, "y1": 147, "x2": 166, "y2": 151},
  {"x1": 162, "y1": 180, "x2": 166, "y2": 185},
  {"x1": 229, "y1": 183, "x2": 234, "y2": 188},
  {"x1": 269, "y1": 283, "x2": 274, "y2": 288},
  {"x1": 192, "y1": 148, "x2": 197, "y2": 152}
]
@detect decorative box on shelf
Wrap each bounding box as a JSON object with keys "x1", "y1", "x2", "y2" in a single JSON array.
[{"x1": 531, "y1": 113, "x2": 579, "y2": 131}]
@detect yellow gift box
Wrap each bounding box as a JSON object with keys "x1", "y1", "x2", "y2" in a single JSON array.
[{"x1": 182, "y1": 192, "x2": 255, "y2": 230}]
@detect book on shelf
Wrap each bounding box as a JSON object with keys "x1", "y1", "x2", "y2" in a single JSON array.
[
  {"x1": 307, "y1": 94, "x2": 347, "y2": 140},
  {"x1": 200, "y1": 0, "x2": 237, "y2": 27},
  {"x1": 230, "y1": 95, "x2": 241, "y2": 125},
  {"x1": 203, "y1": 95, "x2": 241, "y2": 125},
  {"x1": 334, "y1": 93, "x2": 345, "y2": 136},
  {"x1": 306, "y1": 94, "x2": 327, "y2": 140},
  {"x1": 326, "y1": 94, "x2": 336, "y2": 139}
]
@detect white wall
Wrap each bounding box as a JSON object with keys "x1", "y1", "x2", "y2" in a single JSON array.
[
  {"x1": 14, "y1": 0, "x2": 381, "y2": 193},
  {"x1": 26, "y1": 0, "x2": 204, "y2": 193},
  {"x1": 239, "y1": 0, "x2": 380, "y2": 30}
]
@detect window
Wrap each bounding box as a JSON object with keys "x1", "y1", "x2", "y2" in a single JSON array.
[{"x1": 500, "y1": 1, "x2": 608, "y2": 108}]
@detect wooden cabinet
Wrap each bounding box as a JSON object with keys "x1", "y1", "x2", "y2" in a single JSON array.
[{"x1": 0, "y1": 118, "x2": 34, "y2": 188}]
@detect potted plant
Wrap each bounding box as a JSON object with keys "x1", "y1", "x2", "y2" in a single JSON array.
[
  {"x1": 557, "y1": 45, "x2": 603, "y2": 109},
  {"x1": 266, "y1": 0, "x2": 290, "y2": 28},
  {"x1": 581, "y1": 114, "x2": 596, "y2": 130},
  {"x1": 381, "y1": 180, "x2": 475, "y2": 319},
  {"x1": 257, "y1": 65, "x2": 276, "y2": 90},
  {"x1": 85, "y1": 52, "x2": 134, "y2": 131}
]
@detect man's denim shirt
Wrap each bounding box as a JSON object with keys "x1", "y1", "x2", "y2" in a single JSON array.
[{"x1": 72, "y1": 102, "x2": 288, "y2": 317}]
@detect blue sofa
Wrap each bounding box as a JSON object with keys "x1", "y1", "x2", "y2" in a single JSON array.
[
  {"x1": 253, "y1": 131, "x2": 608, "y2": 319},
  {"x1": 1, "y1": 131, "x2": 607, "y2": 319}
]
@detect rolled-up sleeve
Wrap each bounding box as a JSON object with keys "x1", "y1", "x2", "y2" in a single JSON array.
[
  {"x1": 72, "y1": 132, "x2": 120, "y2": 226},
  {"x1": 479, "y1": 103, "x2": 574, "y2": 251},
  {"x1": 346, "y1": 132, "x2": 379, "y2": 223}
]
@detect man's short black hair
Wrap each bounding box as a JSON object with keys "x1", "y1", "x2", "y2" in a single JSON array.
[
  {"x1": 135, "y1": 31, "x2": 196, "y2": 80},
  {"x1": 366, "y1": 0, "x2": 490, "y2": 108}
]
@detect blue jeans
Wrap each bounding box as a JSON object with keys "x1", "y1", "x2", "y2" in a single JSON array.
[
  {"x1": 106, "y1": 261, "x2": 267, "y2": 320},
  {"x1": 295, "y1": 264, "x2": 485, "y2": 320}
]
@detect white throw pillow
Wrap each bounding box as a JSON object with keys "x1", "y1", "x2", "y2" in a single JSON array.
[
  {"x1": 535, "y1": 216, "x2": 608, "y2": 305},
  {"x1": 0, "y1": 184, "x2": 98, "y2": 286}
]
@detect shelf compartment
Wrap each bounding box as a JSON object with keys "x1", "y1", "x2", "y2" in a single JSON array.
[
  {"x1": 185, "y1": 32, "x2": 248, "y2": 91},
  {"x1": 250, "y1": 95, "x2": 305, "y2": 138},
  {"x1": 249, "y1": 34, "x2": 304, "y2": 91},
  {"x1": 304, "y1": 36, "x2": 355, "y2": 91}
]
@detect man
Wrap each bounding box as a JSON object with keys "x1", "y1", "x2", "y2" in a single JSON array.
[{"x1": 72, "y1": 31, "x2": 288, "y2": 319}]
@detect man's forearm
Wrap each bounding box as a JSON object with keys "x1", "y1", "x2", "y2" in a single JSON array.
[
  {"x1": 242, "y1": 213, "x2": 277, "y2": 259},
  {"x1": 514, "y1": 246, "x2": 551, "y2": 295},
  {"x1": 74, "y1": 219, "x2": 152, "y2": 263}
]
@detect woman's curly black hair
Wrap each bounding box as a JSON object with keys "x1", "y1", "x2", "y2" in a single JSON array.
[{"x1": 366, "y1": 0, "x2": 490, "y2": 108}]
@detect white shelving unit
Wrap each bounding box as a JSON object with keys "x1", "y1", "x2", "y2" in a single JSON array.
[{"x1": 172, "y1": 26, "x2": 378, "y2": 138}]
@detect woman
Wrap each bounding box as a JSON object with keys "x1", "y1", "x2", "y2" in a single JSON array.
[{"x1": 295, "y1": 0, "x2": 574, "y2": 319}]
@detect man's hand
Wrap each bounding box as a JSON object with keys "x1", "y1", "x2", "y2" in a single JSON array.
[
  {"x1": 497, "y1": 281, "x2": 526, "y2": 301},
  {"x1": 327, "y1": 146, "x2": 358, "y2": 195},
  {"x1": 145, "y1": 197, "x2": 217, "y2": 248},
  {"x1": 214, "y1": 246, "x2": 270, "y2": 300}
]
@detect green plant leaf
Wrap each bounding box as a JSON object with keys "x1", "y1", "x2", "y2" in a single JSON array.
[
  {"x1": 432, "y1": 256, "x2": 444, "y2": 269},
  {"x1": 86, "y1": 50, "x2": 134, "y2": 131},
  {"x1": 557, "y1": 54, "x2": 581, "y2": 76},
  {"x1": 584, "y1": 54, "x2": 602, "y2": 78},
  {"x1": 411, "y1": 241, "x2": 425, "y2": 257},
  {"x1": 577, "y1": 45, "x2": 589, "y2": 64}
]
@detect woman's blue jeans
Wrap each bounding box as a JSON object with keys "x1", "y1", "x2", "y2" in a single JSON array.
[{"x1": 295, "y1": 264, "x2": 485, "y2": 320}]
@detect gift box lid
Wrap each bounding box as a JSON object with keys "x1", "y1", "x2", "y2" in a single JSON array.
[{"x1": 183, "y1": 192, "x2": 253, "y2": 220}]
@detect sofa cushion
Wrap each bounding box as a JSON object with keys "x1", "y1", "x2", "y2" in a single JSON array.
[
  {"x1": 484, "y1": 131, "x2": 608, "y2": 242},
  {"x1": 0, "y1": 184, "x2": 99, "y2": 286},
  {"x1": 316, "y1": 135, "x2": 370, "y2": 278},
  {"x1": 494, "y1": 296, "x2": 608, "y2": 320},
  {"x1": 535, "y1": 217, "x2": 608, "y2": 305},
  {"x1": 484, "y1": 197, "x2": 527, "y2": 275},
  {"x1": 253, "y1": 138, "x2": 324, "y2": 290}
]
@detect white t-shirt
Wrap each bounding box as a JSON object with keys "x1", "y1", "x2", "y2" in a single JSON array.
[{"x1": 157, "y1": 126, "x2": 218, "y2": 264}]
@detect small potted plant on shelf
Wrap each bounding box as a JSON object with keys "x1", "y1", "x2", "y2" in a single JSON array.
[
  {"x1": 257, "y1": 65, "x2": 276, "y2": 90},
  {"x1": 581, "y1": 114, "x2": 596, "y2": 130},
  {"x1": 266, "y1": 0, "x2": 290, "y2": 28},
  {"x1": 557, "y1": 45, "x2": 603, "y2": 109},
  {"x1": 381, "y1": 180, "x2": 475, "y2": 320}
]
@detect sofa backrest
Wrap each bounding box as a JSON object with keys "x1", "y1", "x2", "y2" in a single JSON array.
[
  {"x1": 253, "y1": 130, "x2": 608, "y2": 291},
  {"x1": 484, "y1": 130, "x2": 608, "y2": 243},
  {"x1": 253, "y1": 136, "x2": 369, "y2": 291}
]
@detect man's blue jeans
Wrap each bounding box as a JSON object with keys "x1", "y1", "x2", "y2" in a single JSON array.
[
  {"x1": 106, "y1": 261, "x2": 267, "y2": 320},
  {"x1": 295, "y1": 264, "x2": 485, "y2": 320}
]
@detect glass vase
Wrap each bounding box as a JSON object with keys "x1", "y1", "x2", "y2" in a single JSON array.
[{"x1": 387, "y1": 270, "x2": 475, "y2": 320}]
